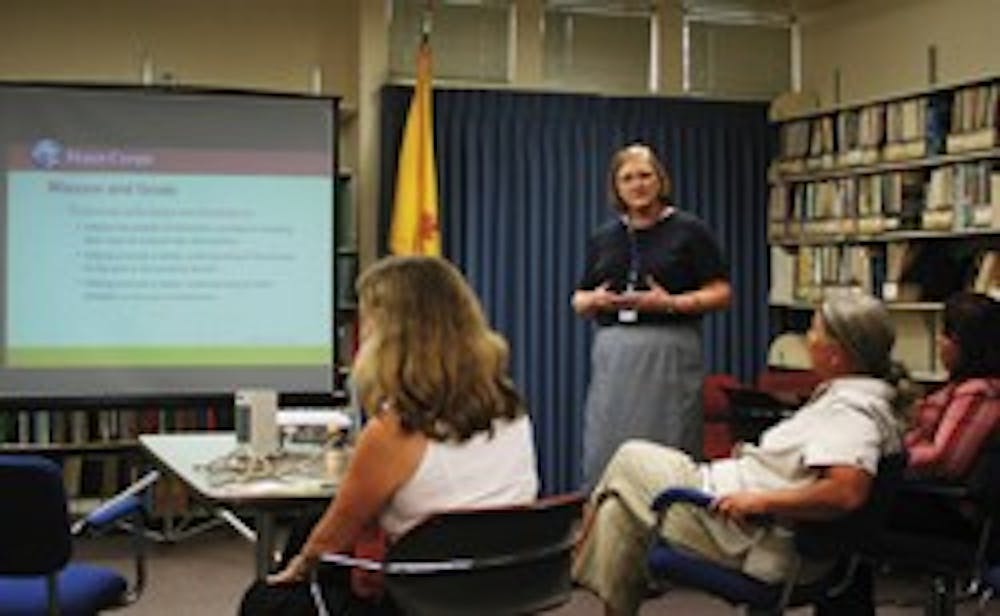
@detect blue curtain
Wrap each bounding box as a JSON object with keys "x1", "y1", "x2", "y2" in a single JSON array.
[{"x1": 381, "y1": 87, "x2": 775, "y2": 494}]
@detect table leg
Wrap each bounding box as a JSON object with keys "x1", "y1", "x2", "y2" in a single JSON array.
[{"x1": 255, "y1": 511, "x2": 276, "y2": 580}]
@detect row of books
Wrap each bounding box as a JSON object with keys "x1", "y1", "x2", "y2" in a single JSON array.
[
  {"x1": 947, "y1": 83, "x2": 1000, "y2": 153},
  {"x1": 770, "y1": 244, "x2": 999, "y2": 306},
  {"x1": 0, "y1": 406, "x2": 227, "y2": 518},
  {"x1": 770, "y1": 244, "x2": 886, "y2": 305},
  {"x1": 0, "y1": 406, "x2": 228, "y2": 446},
  {"x1": 924, "y1": 162, "x2": 1000, "y2": 229},
  {"x1": 768, "y1": 165, "x2": 1000, "y2": 241},
  {"x1": 775, "y1": 82, "x2": 1000, "y2": 172}
]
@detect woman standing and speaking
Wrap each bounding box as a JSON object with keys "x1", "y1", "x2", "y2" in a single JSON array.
[{"x1": 572, "y1": 143, "x2": 731, "y2": 488}]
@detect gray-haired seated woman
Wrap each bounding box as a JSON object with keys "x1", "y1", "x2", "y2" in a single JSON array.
[{"x1": 572, "y1": 293, "x2": 908, "y2": 616}]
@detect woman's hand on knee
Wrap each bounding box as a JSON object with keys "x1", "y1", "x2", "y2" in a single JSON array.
[{"x1": 266, "y1": 553, "x2": 316, "y2": 585}]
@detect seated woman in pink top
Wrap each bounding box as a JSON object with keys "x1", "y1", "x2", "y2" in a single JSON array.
[
  {"x1": 904, "y1": 291, "x2": 1000, "y2": 479},
  {"x1": 240, "y1": 256, "x2": 539, "y2": 616},
  {"x1": 836, "y1": 293, "x2": 1000, "y2": 616}
]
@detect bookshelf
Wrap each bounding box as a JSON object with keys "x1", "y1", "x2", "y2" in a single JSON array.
[
  {"x1": 768, "y1": 77, "x2": 1000, "y2": 381},
  {"x1": 334, "y1": 170, "x2": 358, "y2": 390},
  {"x1": 0, "y1": 403, "x2": 230, "y2": 520}
]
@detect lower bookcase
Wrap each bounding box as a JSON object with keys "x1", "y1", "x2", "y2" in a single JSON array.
[{"x1": 0, "y1": 404, "x2": 234, "y2": 520}]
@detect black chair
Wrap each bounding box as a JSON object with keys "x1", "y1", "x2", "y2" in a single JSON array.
[
  {"x1": 875, "y1": 441, "x2": 1000, "y2": 616},
  {"x1": 0, "y1": 455, "x2": 158, "y2": 616},
  {"x1": 646, "y1": 453, "x2": 907, "y2": 614},
  {"x1": 312, "y1": 493, "x2": 585, "y2": 616}
]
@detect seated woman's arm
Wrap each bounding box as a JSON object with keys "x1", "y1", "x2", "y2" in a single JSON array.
[
  {"x1": 269, "y1": 412, "x2": 425, "y2": 583},
  {"x1": 907, "y1": 394, "x2": 1000, "y2": 479},
  {"x1": 711, "y1": 465, "x2": 872, "y2": 524}
]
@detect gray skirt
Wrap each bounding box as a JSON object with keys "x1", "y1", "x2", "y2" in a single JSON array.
[{"x1": 581, "y1": 324, "x2": 704, "y2": 489}]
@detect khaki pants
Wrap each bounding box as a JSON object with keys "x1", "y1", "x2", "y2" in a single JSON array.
[{"x1": 572, "y1": 440, "x2": 798, "y2": 616}]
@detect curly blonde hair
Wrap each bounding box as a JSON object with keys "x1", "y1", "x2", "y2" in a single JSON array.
[{"x1": 351, "y1": 256, "x2": 525, "y2": 441}]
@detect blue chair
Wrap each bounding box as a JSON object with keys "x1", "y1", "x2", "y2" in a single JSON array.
[
  {"x1": 0, "y1": 455, "x2": 158, "y2": 616},
  {"x1": 311, "y1": 493, "x2": 586, "y2": 616},
  {"x1": 646, "y1": 453, "x2": 906, "y2": 614}
]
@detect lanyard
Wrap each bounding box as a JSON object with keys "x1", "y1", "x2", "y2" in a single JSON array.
[
  {"x1": 620, "y1": 206, "x2": 673, "y2": 291},
  {"x1": 626, "y1": 228, "x2": 640, "y2": 291}
]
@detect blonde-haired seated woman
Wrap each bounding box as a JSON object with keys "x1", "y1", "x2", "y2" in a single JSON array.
[
  {"x1": 572, "y1": 293, "x2": 907, "y2": 616},
  {"x1": 240, "y1": 256, "x2": 539, "y2": 616}
]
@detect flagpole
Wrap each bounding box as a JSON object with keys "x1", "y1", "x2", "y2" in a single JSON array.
[
  {"x1": 388, "y1": 0, "x2": 441, "y2": 257},
  {"x1": 421, "y1": 1, "x2": 433, "y2": 44}
]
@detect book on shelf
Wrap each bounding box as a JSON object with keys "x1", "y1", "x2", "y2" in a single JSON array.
[
  {"x1": 0, "y1": 414, "x2": 13, "y2": 444},
  {"x1": 335, "y1": 174, "x2": 357, "y2": 250},
  {"x1": 778, "y1": 119, "x2": 810, "y2": 173},
  {"x1": 62, "y1": 455, "x2": 84, "y2": 499},
  {"x1": 837, "y1": 104, "x2": 885, "y2": 167},
  {"x1": 971, "y1": 250, "x2": 1000, "y2": 298},
  {"x1": 922, "y1": 161, "x2": 994, "y2": 231},
  {"x1": 100, "y1": 453, "x2": 121, "y2": 496},
  {"x1": 925, "y1": 166, "x2": 953, "y2": 212},
  {"x1": 336, "y1": 255, "x2": 359, "y2": 307},
  {"x1": 787, "y1": 245, "x2": 885, "y2": 303},
  {"x1": 769, "y1": 246, "x2": 795, "y2": 305},
  {"x1": 805, "y1": 116, "x2": 836, "y2": 170},
  {"x1": 883, "y1": 242, "x2": 922, "y2": 302},
  {"x1": 855, "y1": 174, "x2": 885, "y2": 234},
  {"x1": 768, "y1": 186, "x2": 789, "y2": 240},
  {"x1": 926, "y1": 91, "x2": 953, "y2": 157},
  {"x1": 33, "y1": 410, "x2": 51, "y2": 445},
  {"x1": 971, "y1": 171, "x2": 1000, "y2": 228},
  {"x1": 16, "y1": 411, "x2": 30, "y2": 444},
  {"x1": 883, "y1": 97, "x2": 927, "y2": 161},
  {"x1": 890, "y1": 169, "x2": 926, "y2": 230},
  {"x1": 946, "y1": 83, "x2": 999, "y2": 153}
]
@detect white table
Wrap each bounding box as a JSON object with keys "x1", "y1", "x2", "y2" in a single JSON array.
[{"x1": 139, "y1": 432, "x2": 338, "y2": 579}]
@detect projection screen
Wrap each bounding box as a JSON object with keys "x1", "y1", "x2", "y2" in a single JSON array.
[{"x1": 0, "y1": 83, "x2": 338, "y2": 404}]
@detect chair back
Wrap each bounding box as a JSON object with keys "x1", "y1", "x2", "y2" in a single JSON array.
[
  {"x1": 0, "y1": 455, "x2": 72, "y2": 576},
  {"x1": 965, "y1": 438, "x2": 1000, "y2": 517},
  {"x1": 794, "y1": 451, "x2": 908, "y2": 560},
  {"x1": 383, "y1": 493, "x2": 585, "y2": 616}
]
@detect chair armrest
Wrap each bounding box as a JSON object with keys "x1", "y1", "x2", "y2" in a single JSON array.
[
  {"x1": 898, "y1": 479, "x2": 971, "y2": 500},
  {"x1": 650, "y1": 486, "x2": 775, "y2": 527},
  {"x1": 72, "y1": 470, "x2": 159, "y2": 535},
  {"x1": 651, "y1": 487, "x2": 714, "y2": 513},
  {"x1": 318, "y1": 552, "x2": 384, "y2": 572},
  {"x1": 82, "y1": 495, "x2": 144, "y2": 531},
  {"x1": 318, "y1": 552, "x2": 478, "y2": 575}
]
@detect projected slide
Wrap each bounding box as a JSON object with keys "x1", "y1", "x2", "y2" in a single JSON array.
[
  {"x1": 7, "y1": 143, "x2": 332, "y2": 367},
  {"x1": 0, "y1": 84, "x2": 337, "y2": 399}
]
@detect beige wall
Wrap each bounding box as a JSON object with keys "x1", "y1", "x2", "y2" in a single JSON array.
[
  {"x1": 0, "y1": 0, "x2": 777, "y2": 262},
  {"x1": 800, "y1": 0, "x2": 1000, "y2": 110},
  {"x1": 0, "y1": 0, "x2": 366, "y2": 250},
  {"x1": 0, "y1": 0, "x2": 357, "y2": 98}
]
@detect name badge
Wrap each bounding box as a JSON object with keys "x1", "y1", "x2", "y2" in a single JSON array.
[{"x1": 618, "y1": 309, "x2": 638, "y2": 323}]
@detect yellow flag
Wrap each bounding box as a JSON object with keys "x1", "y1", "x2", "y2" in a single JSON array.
[{"x1": 389, "y1": 42, "x2": 441, "y2": 256}]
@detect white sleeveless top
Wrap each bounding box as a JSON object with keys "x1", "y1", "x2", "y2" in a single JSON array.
[{"x1": 379, "y1": 414, "x2": 539, "y2": 538}]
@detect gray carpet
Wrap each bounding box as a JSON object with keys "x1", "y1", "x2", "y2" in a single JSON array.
[{"x1": 74, "y1": 526, "x2": 999, "y2": 615}]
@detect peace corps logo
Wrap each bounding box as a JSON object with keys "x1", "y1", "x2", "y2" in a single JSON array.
[{"x1": 30, "y1": 139, "x2": 63, "y2": 169}]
